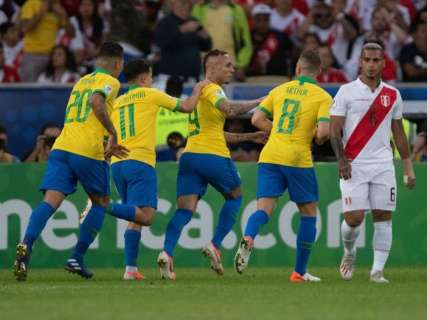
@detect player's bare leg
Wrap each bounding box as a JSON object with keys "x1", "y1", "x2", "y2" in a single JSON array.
[
  {"x1": 289, "y1": 202, "x2": 321, "y2": 282},
  {"x1": 340, "y1": 211, "x2": 364, "y2": 280},
  {"x1": 235, "y1": 197, "x2": 276, "y2": 274},
  {"x1": 370, "y1": 210, "x2": 392, "y2": 283},
  {"x1": 159, "y1": 195, "x2": 197, "y2": 280},
  {"x1": 14, "y1": 190, "x2": 64, "y2": 281}
]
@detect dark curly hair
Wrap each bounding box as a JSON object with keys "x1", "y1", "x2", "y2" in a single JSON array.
[{"x1": 45, "y1": 45, "x2": 77, "y2": 78}]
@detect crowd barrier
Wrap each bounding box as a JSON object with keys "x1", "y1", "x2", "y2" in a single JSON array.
[{"x1": 0, "y1": 162, "x2": 426, "y2": 268}]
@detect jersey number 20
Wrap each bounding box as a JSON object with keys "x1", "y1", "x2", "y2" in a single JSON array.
[
  {"x1": 277, "y1": 99, "x2": 300, "y2": 134},
  {"x1": 64, "y1": 89, "x2": 93, "y2": 123}
]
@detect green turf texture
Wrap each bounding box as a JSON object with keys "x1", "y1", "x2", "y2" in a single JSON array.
[{"x1": 1, "y1": 267, "x2": 426, "y2": 320}]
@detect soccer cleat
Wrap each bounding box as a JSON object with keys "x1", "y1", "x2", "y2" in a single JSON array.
[
  {"x1": 289, "y1": 271, "x2": 321, "y2": 283},
  {"x1": 79, "y1": 198, "x2": 92, "y2": 224},
  {"x1": 157, "y1": 251, "x2": 176, "y2": 280},
  {"x1": 14, "y1": 243, "x2": 30, "y2": 281},
  {"x1": 370, "y1": 270, "x2": 389, "y2": 283},
  {"x1": 123, "y1": 270, "x2": 145, "y2": 280},
  {"x1": 202, "y1": 242, "x2": 224, "y2": 276},
  {"x1": 65, "y1": 258, "x2": 93, "y2": 279},
  {"x1": 234, "y1": 236, "x2": 254, "y2": 274},
  {"x1": 340, "y1": 252, "x2": 356, "y2": 280}
]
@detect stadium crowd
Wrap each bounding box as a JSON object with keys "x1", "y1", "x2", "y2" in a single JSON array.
[{"x1": 1, "y1": 0, "x2": 427, "y2": 163}]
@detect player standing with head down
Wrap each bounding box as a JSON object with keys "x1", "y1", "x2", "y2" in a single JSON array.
[
  {"x1": 14, "y1": 42, "x2": 127, "y2": 281},
  {"x1": 157, "y1": 49, "x2": 266, "y2": 280},
  {"x1": 234, "y1": 50, "x2": 332, "y2": 282},
  {"x1": 330, "y1": 42, "x2": 416, "y2": 283}
]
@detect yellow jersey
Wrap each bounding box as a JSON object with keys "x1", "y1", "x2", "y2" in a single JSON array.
[
  {"x1": 21, "y1": 0, "x2": 60, "y2": 54},
  {"x1": 259, "y1": 76, "x2": 332, "y2": 168},
  {"x1": 53, "y1": 68, "x2": 120, "y2": 160},
  {"x1": 184, "y1": 83, "x2": 230, "y2": 158},
  {"x1": 111, "y1": 85, "x2": 181, "y2": 167}
]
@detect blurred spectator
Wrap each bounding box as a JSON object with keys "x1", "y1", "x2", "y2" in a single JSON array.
[
  {"x1": 37, "y1": 44, "x2": 79, "y2": 83},
  {"x1": 377, "y1": 0, "x2": 411, "y2": 30},
  {"x1": 0, "y1": 124, "x2": 20, "y2": 163},
  {"x1": 70, "y1": 0, "x2": 106, "y2": 71},
  {"x1": 301, "y1": 32, "x2": 321, "y2": 51},
  {"x1": 414, "y1": 5, "x2": 427, "y2": 24},
  {"x1": 192, "y1": 0, "x2": 252, "y2": 81},
  {"x1": 399, "y1": 22, "x2": 427, "y2": 82},
  {"x1": 155, "y1": 0, "x2": 211, "y2": 81},
  {"x1": 24, "y1": 123, "x2": 61, "y2": 162},
  {"x1": 0, "y1": 0, "x2": 19, "y2": 24},
  {"x1": 156, "y1": 131, "x2": 186, "y2": 162},
  {"x1": 246, "y1": 4, "x2": 293, "y2": 76},
  {"x1": 298, "y1": 1, "x2": 358, "y2": 67},
  {"x1": 0, "y1": 22, "x2": 23, "y2": 73},
  {"x1": 20, "y1": 0, "x2": 74, "y2": 82},
  {"x1": 317, "y1": 44, "x2": 348, "y2": 83},
  {"x1": 269, "y1": 0, "x2": 305, "y2": 41},
  {"x1": 0, "y1": 42, "x2": 20, "y2": 82}
]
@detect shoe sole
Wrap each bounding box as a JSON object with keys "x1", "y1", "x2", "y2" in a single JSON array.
[
  {"x1": 202, "y1": 247, "x2": 224, "y2": 276},
  {"x1": 14, "y1": 244, "x2": 28, "y2": 281},
  {"x1": 234, "y1": 239, "x2": 251, "y2": 274},
  {"x1": 157, "y1": 257, "x2": 175, "y2": 280}
]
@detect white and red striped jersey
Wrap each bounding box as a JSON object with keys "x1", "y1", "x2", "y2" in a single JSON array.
[
  {"x1": 331, "y1": 78, "x2": 403, "y2": 164},
  {"x1": 270, "y1": 9, "x2": 305, "y2": 39}
]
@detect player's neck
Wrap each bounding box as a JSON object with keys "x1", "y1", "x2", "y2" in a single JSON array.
[
  {"x1": 205, "y1": 74, "x2": 223, "y2": 86},
  {"x1": 359, "y1": 75, "x2": 381, "y2": 92}
]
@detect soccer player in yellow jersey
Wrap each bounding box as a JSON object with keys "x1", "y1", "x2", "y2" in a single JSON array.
[
  {"x1": 14, "y1": 42, "x2": 128, "y2": 281},
  {"x1": 158, "y1": 49, "x2": 267, "y2": 280},
  {"x1": 235, "y1": 50, "x2": 332, "y2": 282},
  {"x1": 105, "y1": 60, "x2": 209, "y2": 280}
]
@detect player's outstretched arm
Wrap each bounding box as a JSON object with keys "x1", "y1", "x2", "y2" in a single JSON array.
[
  {"x1": 217, "y1": 97, "x2": 264, "y2": 117},
  {"x1": 90, "y1": 93, "x2": 129, "y2": 159},
  {"x1": 330, "y1": 115, "x2": 351, "y2": 180},
  {"x1": 179, "y1": 80, "x2": 211, "y2": 113},
  {"x1": 251, "y1": 109, "x2": 272, "y2": 133},
  {"x1": 224, "y1": 131, "x2": 268, "y2": 144},
  {"x1": 392, "y1": 119, "x2": 416, "y2": 189},
  {"x1": 315, "y1": 122, "x2": 330, "y2": 145}
]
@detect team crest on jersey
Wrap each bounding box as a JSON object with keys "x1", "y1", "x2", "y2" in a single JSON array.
[
  {"x1": 103, "y1": 85, "x2": 112, "y2": 96},
  {"x1": 216, "y1": 89, "x2": 225, "y2": 98},
  {"x1": 380, "y1": 95, "x2": 390, "y2": 107}
]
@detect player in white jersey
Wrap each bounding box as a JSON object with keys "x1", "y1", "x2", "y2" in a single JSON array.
[{"x1": 330, "y1": 42, "x2": 416, "y2": 283}]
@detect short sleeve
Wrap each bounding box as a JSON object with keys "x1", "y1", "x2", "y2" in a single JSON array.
[
  {"x1": 93, "y1": 77, "x2": 120, "y2": 101},
  {"x1": 258, "y1": 93, "x2": 274, "y2": 118},
  {"x1": 203, "y1": 84, "x2": 227, "y2": 108},
  {"x1": 21, "y1": 1, "x2": 38, "y2": 19},
  {"x1": 152, "y1": 89, "x2": 180, "y2": 111},
  {"x1": 318, "y1": 93, "x2": 333, "y2": 122},
  {"x1": 392, "y1": 90, "x2": 403, "y2": 120},
  {"x1": 330, "y1": 87, "x2": 348, "y2": 117}
]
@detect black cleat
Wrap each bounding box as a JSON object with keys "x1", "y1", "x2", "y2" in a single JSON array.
[
  {"x1": 65, "y1": 258, "x2": 93, "y2": 279},
  {"x1": 14, "y1": 243, "x2": 30, "y2": 281}
]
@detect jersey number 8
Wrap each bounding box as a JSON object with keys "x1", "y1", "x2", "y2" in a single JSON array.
[{"x1": 277, "y1": 99, "x2": 300, "y2": 134}]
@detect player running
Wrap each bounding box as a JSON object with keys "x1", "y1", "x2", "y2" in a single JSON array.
[
  {"x1": 13, "y1": 42, "x2": 128, "y2": 280},
  {"x1": 330, "y1": 42, "x2": 416, "y2": 283},
  {"x1": 157, "y1": 49, "x2": 266, "y2": 280},
  {"x1": 107, "y1": 59, "x2": 209, "y2": 280},
  {"x1": 234, "y1": 50, "x2": 332, "y2": 282}
]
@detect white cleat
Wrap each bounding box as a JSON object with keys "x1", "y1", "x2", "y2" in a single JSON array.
[
  {"x1": 202, "y1": 242, "x2": 224, "y2": 276},
  {"x1": 290, "y1": 271, "x2": 321, "y2": 282},
  {"x1": 157, "y1": 251, "x2": 176, "y2": 280},
  {"x1": 340, "y1": 252, "x2": 356, "y2": 280},
  {"x1": 370, "y1": 270, "x2": 389, "y2": 283},
  {"x1": 303, "y1": 272, "x2": 321, "y2": 282},
  {"x1": 123, "y1": 270, "x2": 144, "y2": 281},
  {"x1": 79, "y1": 198, "x2": 92, "y2": 224},
  {"x1": 234, "y1": 236, "x2": 253, "y2": 274}
]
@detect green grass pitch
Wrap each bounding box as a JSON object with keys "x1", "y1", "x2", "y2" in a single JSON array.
[{"x1": 1, "y1": 267, "x2": 426, "y2": 320}]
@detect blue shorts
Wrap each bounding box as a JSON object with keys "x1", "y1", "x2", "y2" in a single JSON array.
[
  {"x1": 40, "y1": 150, "x2": 110, "y2": 196},
  {"x1": 177, "y1": 152, "x2": 241, "y2": 198},
  {"x1": 111, "y1": 160, "x2": 157, "y2": 209},
  {"x1": 256, "y1": 163, "x2": 319, "y2": 203}
]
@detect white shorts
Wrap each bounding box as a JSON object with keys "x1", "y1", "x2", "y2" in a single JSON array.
[{"x1": 340, "y1": 162, "x2": 396, "y2": 212}]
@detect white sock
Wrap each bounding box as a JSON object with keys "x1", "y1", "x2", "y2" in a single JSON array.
[
  {"x1": 341, "y1": 220, "x2": 361, "y2": 256},
  {"x1": 372, "y1": 220, "x2": 392, "y2": 273},
  {"x1": 126, "y1": 266, "x2": 138, "y2": 273}
]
